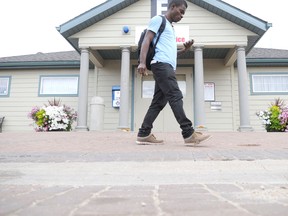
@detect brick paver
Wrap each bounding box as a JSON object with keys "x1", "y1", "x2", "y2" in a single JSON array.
[{"x1": 0, "y1": 131, "x2": 287, "y2": 216}]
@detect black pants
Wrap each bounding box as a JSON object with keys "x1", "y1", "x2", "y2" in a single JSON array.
[{"x1": 138, "y1": 62, "x2": 194, "y2": 139}]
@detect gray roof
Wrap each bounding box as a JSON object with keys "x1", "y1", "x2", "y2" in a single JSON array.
[
  {"x1": 246, "y1": 48, "x2": 288, "y2": 67},
  {"x1": 0, "y1": 51, "x2": 80, "y2": 62},
  {"x1": 57, "y1": 0, "x2": 271, "y2": 53},
  {"x1": 0, "y1": 51, "x2": 80, "y2": 69},
  {"x1": 247, "y1": 48, "x2": 288, "y2": 59}
]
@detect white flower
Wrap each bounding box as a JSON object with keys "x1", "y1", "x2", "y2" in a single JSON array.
[
  {"x1": 28, "y1": 100, "x2": 77, "y2": 132},
  {"x1": 63, "y1": 118, "x2": 69, "y2": 124},
  {"x1": 41, "y1": 105, "x2": 73, "y2": 131},
  {"x1": 262, "y1": 119, "x2": 271, "y2": 125}
]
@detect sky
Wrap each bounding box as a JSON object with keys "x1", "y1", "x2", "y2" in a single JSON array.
[{"x1": 0, "y1": 0, "x2": 287, "y2": 58}]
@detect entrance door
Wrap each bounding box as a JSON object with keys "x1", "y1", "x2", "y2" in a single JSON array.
[{"x1": 134, "y1": 66, "x2": 194, "y2": 132}]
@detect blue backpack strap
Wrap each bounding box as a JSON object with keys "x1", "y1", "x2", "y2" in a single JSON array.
[
  {"x1": 153, "y1": 15, "x2": 166, "y2": 48},
  {"x1": 158, "y1": 15, "x2": 166, "y2": 34}
]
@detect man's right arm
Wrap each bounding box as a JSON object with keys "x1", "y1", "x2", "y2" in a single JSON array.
[{"x1": 137, "y1": 30, "x2": 155, "y2": 76}]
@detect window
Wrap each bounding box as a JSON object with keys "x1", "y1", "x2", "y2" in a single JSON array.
[
  {"x1": 0, "y1": 76, "x2": 11, "y2": 97},
  {"x1": 39, "y1": 75, "x2": 79, "y2": 96},
  {"x1": 251, "y1": 74, "x2": 288, "y2": 94},
  {"x1": 142, "y1": 75, "x2": 186, "y2": 98}
]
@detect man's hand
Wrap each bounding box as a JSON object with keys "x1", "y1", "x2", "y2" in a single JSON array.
[
  {"x1": 183, "y1": 39, "x2": 194, "y2": 51},
  {"x1": 177, "y1": 39, "x2": 194, "y2": 56},
  {"x1": 137, "y1": 63, "x2": 148, "y2": 76}
]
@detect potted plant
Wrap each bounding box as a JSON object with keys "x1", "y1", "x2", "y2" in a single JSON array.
[
  {"x1": 28, "y1": 98, "x2": 77, "y2": 132},
  {"x1": 256, "y1": 98, "x2": 288, "y2": 132}
]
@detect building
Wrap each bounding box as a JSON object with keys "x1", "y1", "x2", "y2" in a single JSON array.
[{"x1": 1, "y1": 0, "x2": 288, "y2": 132}]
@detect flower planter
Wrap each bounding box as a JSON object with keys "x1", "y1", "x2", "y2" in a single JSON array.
[
  {"x1": 257, "y1": 98, "x2": 288, "y2": 133},
  {"x1": 28, "y1": 99, "x2": 77, "y2": 132}
]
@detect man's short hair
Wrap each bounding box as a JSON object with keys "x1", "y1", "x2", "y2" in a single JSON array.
[{"x1": 168, "y1": 0, "x2": 188, "y2": 9}]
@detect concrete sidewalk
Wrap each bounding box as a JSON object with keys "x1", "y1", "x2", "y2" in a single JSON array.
[{"x1": 0, "y1": 131, "x2": 287, "y2": 216}]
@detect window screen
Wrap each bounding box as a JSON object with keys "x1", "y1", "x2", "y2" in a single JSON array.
[{"x1": 252, "y1": 74, "x2": 288, "y2": 93}]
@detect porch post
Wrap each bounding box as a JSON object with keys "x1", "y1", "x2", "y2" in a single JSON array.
[
  {"x1": 119, "y1": 46, "x2": 131, "y2": 130},
  {"x1": 194, "y1": 46, "x2": 206, "y2": 129},
  {"x1": 76, "y1": 48, "x2": 89, "y2": 131},
  {"x1": 236, "y1": 46, "x2": 253, "y2": 131}
]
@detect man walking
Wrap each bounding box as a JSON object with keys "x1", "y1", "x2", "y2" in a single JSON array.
[{"x1": 136, "y1": 0, "x2": 211, "y2": 145}]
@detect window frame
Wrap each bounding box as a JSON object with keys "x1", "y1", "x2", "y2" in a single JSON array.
[
  {"x1": 38, "y1": 75, "x2": 79, "y2": 97},
  {"x1": 0, "y1": 76, "x2": 11, "y2": 97},
  {"x1": 250, "y1": 72, "x2": 288, "y2": 95}
]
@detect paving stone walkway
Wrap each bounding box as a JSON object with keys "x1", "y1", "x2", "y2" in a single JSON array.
[{"x1": 0, "y1": 131, "x2": 287, "y2": 216}]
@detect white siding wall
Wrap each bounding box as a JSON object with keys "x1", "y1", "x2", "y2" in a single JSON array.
[
  {"x1": 204, "y1": 60, "x2": 235, "y2": 131},
  {"x1": 179, "y1": 3, "x2": 256, "y2": 47},
  {"x1": 74, "y1": 0, "x2": 255, "y2": 49},
  {"x1": 2, "y1": 63, "x2": 288, "y2": 132},
  {"x1": 0, "y1": 69, "x2": 81, "y2": 132},
  {"x1": 75, "y1": 0, "x2": 151, "y2": 48},
  {"x1": 229, "y1": 66, "x2": 288, "y2": 132},
  {"x1": 247, "y1": 67, "x2": 288, "y2": 132},
  {"x1": 0, "y1": 62, "x2": 131, "y2": 132},
  {"x1": 88, "y1": 60, "x2": 125, "y2": 131}
]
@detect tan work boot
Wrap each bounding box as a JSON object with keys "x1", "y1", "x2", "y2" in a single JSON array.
[
  {"x1": 136, "y1": 134, "x2": 164, "y2": 145},
  {"x1": 184, "y1": 131, "x2": 211, "y2": 145}
]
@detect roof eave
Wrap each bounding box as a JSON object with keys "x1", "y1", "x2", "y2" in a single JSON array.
[
  {"x1": 0, "y1": 61, "x2": 80, "y2": 70},
  {"x1": 189, "y1": 0, "x2": 271, "y2": 51},
  {"x1": 246, "y1": 58, "x2": 288, "y2": 67},
  {"x1": 197, "y1": 0, "x2": 271, "y2": 32},
  {"x1": 57, "y1": 0, "x2": 271, "y2": 55},
  {"x1": 57, "y1": 0, "x2": 139, "y2": 38}
]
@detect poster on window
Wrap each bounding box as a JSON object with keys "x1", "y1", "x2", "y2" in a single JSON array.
[{"x1": 204, "y1": 82, "x2": 215, "y2": 101}]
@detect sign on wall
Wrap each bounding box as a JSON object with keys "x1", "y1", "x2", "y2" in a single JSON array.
[
  {"x1": 204, "y1": 82, "x2": 215, "y2": 101},
  {"x1": 112, "y1": 86, "x2": 120, "y2": 108},
  {"x1": 135, "y1": 0, "x2": 189, "y2": 45},
  {"x1": 151, "y1": 0, "x2": 169, "y2": 17}
]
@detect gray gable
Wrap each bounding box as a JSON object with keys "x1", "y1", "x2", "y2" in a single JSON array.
[
  {"x1": 57, "y1": 0, "x2": 139, "y2": 52},
  {"x1": 57, "y1": 0, "x2": 138, "y2": 38},
  {"x1": 57, "y1": 0, "x2": 271, "y2": 52}
]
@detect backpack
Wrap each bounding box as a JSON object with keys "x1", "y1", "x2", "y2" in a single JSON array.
[{"x1": 138, "y1": 15, "x2": 166, "y2": 71}]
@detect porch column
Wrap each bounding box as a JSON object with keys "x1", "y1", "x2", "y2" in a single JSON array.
[
  {"x1": 236, "y1": 46, "x2": 253, "y2": 131},
  {"x1": 194, "y1": 46, "x2": 206, "y2": 128},
  {"x1": 76, "y1": 48, "x2": 89, "y2": 131},
  {"x1": 119, "y1": 46, "x2": 131, "y2": 130}
]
